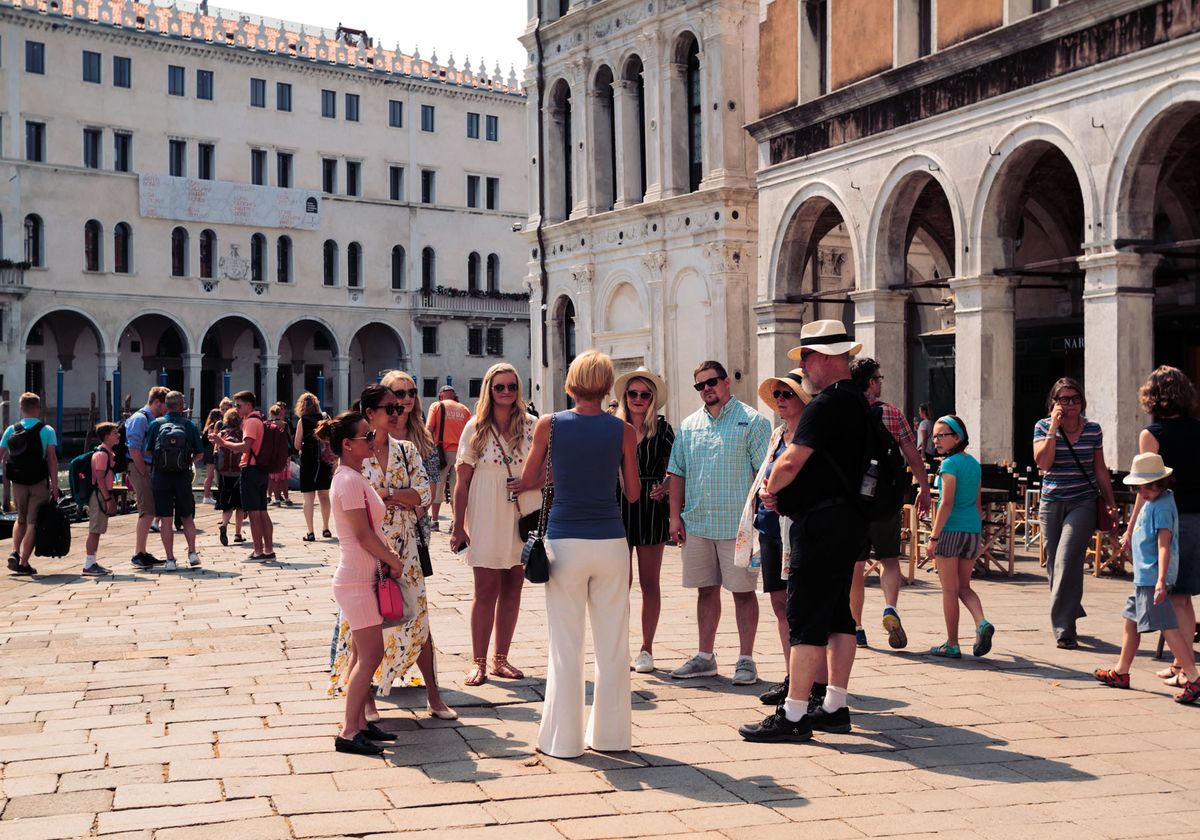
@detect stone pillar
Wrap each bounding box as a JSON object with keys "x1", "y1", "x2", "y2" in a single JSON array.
[
  {"x1": 544, "y1": 105, "x2": 568, "y2": 223},
  {"x1": 851, "y1": 289, "x2": 909, "y2": 411},
  {"x1": 642, "y1": 251, "x2": 668, "y2": 376},
  {"x1": 332, "y1": 355, "x2": 350, "y2": 414},
  {"x1": 612, "y1": 80, "x2": 640, "y2": 209},
  {"x1": 182, "y1": 353, "x2": 202, "y2": 418},
  {"x1": 639, "y1": 34, "x2": 665, "y2": 204},
  {"x1": 587, "y1": 86, "x2": 614, "y2": 213},
  {"x1": 950, "y1": 275, "x2": 1014, "y2": 464},
  {"x1": 663, "y1": 62, "x2": 688, "y2": 198},
  {"x1": 98, "y1": 351, "x2": 119, "y2": 421},
  {"x1": 569, "y1": 265, "x2": 594, "y2": 352},
  {"x1": 1080, "y1": 251, "x2": 1159, "y2": 470},
  {"x1": 755, "y1": 301, "x2": 806, "y2": 414},
  {"x1": 568, "y1": 79, "x2": 589, "y2": 220},
  {"x1": 260, "y1": 354, "x2": 279, "y2": 412}
]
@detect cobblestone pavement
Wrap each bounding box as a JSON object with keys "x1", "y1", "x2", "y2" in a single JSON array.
[{"x1": 3, "y1": 504, "x2": 1200, "y2": 839}]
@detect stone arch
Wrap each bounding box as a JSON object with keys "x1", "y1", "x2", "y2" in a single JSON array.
[
  {"x1": 666, "y1": 267, "x2": 712, "y2": 414},
  {"x1": 23, "y1": 306, "x2": 109, "y2": 355},
  {"x1": 115, "y1": 310, "x2": 195, "y2": 356},
  {"x1": 596, "y1": 273, "x2": 648, "y2": 333},
  {"x1": 347, "y1": 320, "x2": 409, "y2": 399},
  {"x1": 768, "y1": 182, "x2": 862, "y2": 310},
  {"x1": 548, "y1": 293, "x2": 577, "y2": 411},
  {"x1": 591, "y1": 63, "x2": 617, "y2": 212},
  {"x1": 198, "y1": 315, "x2": 269, "y2": 410},
  {"x1": 546, "y1": 77, "x2": 575, "y2": 223}
]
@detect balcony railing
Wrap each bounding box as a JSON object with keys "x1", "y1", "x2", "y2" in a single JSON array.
[
  {"x1": 411, "y1": 289, "x2": 529, "y2": 317},
  {"x1": 0, "y1": 264, "x2": 29, "y2": 295}
]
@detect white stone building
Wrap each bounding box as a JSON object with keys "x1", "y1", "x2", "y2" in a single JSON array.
[
  {"x1": 3, "y1": 0, "x2": 530, "y2": 450},
  {"x1": 752, "y1": 0, "x2": 1200, "y2": 467},
  {"x1": 519, "y1": 0, "x2": 759, "y2": 422}
]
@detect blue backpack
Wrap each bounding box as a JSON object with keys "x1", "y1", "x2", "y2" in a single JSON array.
[{"x1": 69, "y1": 448, "x2": 111, "y2": 507}]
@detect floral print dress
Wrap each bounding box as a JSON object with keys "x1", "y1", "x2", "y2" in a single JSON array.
[{"x1": 328, "y1": 437, "x2": 432, "y2": 696}]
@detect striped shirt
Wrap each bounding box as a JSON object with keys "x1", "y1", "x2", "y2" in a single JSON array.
[
  {"x1": 1033, "y1": 418, "x2": 1103, "y2": 502},
  {"x1": 667, "y1": 398, "x2": 772, "y2": 540}
]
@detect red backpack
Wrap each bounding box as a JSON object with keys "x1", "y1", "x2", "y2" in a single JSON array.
[{"x1": 251, "y1": 413, "x2": 289, "y2": 473}]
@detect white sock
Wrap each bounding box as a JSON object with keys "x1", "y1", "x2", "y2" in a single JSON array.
[
  {"x1": 822, "y1": 685, "x2": 848, "y2": 713},
  {"x1": 782, "y1": 697, "x2": 806, "y2": 722},
  {"x1": 697, "y1": 651, "x2": 714, "y2": 661},
  {"x1": 884, "y1": 604, "x2": 897, "y2": 613},
  {"x1": 84, "y1": 555, "x2": 96, "y2": 569}
]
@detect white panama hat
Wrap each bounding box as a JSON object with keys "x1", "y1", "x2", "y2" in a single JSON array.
[
  {"x1": 1123, "y1": 452, "x2": 1174, "y2": 486},
  {"x1": 787, "y1": 319, "x2": 863, "y2": 360},
  {"x1": 613, "y1": 366, "x2": 667, "y2": 413}
]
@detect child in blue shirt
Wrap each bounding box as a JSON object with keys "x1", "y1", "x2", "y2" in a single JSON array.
[
  {"x1": 926, "y1": 415, "x2": 995, "y2": 659},
  {"x1": 1095, "y1": 452, "x2": 1200, "y2": 703}
]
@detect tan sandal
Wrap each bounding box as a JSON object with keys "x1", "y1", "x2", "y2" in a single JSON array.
[
  {"x1": 464, "y1": 657, "x2": 488, "y2": 687},
  {"x1": 491, "y1": 654, "x2": 525, "y2": 679},
  {"x1": 1157, "y1": 663, "x2": 1182, "y2": 680}
]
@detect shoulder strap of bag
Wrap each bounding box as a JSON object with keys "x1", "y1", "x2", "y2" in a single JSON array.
[
  {"x1": 535, "y1": 415, "x2": 556, "y2": 536},
  {"x1": 1058, "y1": 427, "x2": 1101, "y2": 496},
  {"x1": 437, "y1": 401, "x2": 446, "y2": 445},
  {"x1": 490, "y1": 425, "x2": 515, "y2": 480}
]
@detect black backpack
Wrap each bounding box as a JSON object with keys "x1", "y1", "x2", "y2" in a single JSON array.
[
  {"x1": 153, "y1": 420, "x2": 192, "y2": 473},
  {"x1": 6, "y1": 421, "x2": 48, "y2": 485},
  {"x1": 34, "y1": 501, "x2": 71, "y2": 557},
  {"x1": 861, "y1": 402, "x2": 910, "y2": 520}
]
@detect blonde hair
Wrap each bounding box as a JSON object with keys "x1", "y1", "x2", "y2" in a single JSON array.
[
  {"x1": 615, "y1": 375, "x2": 659, "y2": 440},
  {"x1": 294, "y1": 391, "x2": 321, "y2": 417},
  {"x1": 565, "y1": 350, "x2": 614, "y2": 403},
  {"x1": 268, "y1": 404, "x2": 282, "y2": 419},
  {"x1": 380, "y1": 370, "x2": 434, "y2": 459},
  {"x1": 470, "y1": 362, "x2": 528, "y2": 456},
  {"x1": 221, "y1": 408, "x2": 241, "y2": 429}
]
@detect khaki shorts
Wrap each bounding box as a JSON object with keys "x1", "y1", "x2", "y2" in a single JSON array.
[
  {"x1": 127, "y1": 467, "x2": 154, "y2": 517},
  {"x1": 12, "y1": 481, "x2": 49, "y2": 525},
  {"x1": 681, "y1": 536, "x2": 759, "y2": 592},
  {"x1": 88, "y1": 496, "x2": 110, "y2": 535},
  {"x1": 434, "y1": 454, "x2": 457, "y2": 503}
]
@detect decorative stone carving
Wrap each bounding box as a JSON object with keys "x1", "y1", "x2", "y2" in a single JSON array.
[
  {"x1": 219, "y1": 244, "x2": 248, "y2": 282},
  {"x1": 569, "y1": 264, "x2": 594, "y2": 291},
  {"x1": 642, "y1": 251, "x2": 667, "y2": 275},
  {"x1": 703, "y1": 242, "x2": 744, "y2": 273}
]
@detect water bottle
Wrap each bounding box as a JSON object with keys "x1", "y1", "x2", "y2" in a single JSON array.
[
  {"x1": 750, "y1": 553, "x2": 761, "y2": 570},
  {"x1": 859, "y1": 459, "x2": 880, "y2": 501}
]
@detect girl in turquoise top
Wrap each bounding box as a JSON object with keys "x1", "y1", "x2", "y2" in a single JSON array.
[{"x1": 926, "y1": 415, "x2": 995, "y2": 659}]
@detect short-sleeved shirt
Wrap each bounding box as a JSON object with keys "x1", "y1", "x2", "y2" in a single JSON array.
[
  {"x1": 871, "y1": 399, "x2": 915, "y2": 448},
  {"x1": 123, "y1": 407, "x2": 156, "y2": 464},
  {"x1": 777, "y1": 380, "x2": 868, "y2": 517},
  {"x1": 92, "y1": 445, "x2": 115, "y2": 494},
  {"x1": 240, "y1": 414, "x2": 265, "y2": 468},
  {"x1": 1145, "y1": 417, "x2": 1200, "y2": 514},
  {"x1": 1133, "y1": 490, "x2": 1179, "y2": 587},
  {"x1": 1033, "y1": 418, "x2": 1103, "y2": 502},
  {"x1": 936, "y1": 452, "x2": 982, "y2": 534},
  {"x1": 0, "y1": 418, "x2": 58, "y2": 456},
  {"x1": 427, "y1": 400, "x2": 472, "y2": 453},
  {"x1": 667, "y1": 398, "x2": 772, "y2": 540},
  {"x1": 146, "y1": 412, "x2": 204, "y2": 459}
]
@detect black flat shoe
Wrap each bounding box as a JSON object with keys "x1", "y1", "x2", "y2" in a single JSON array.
[
  {"x1": 1056, "y1": 638, "x2": 1079, "y2": 650},
  {"x1": 302, "y1": 532, "x2": 316, "y2": 542},
  {"x1": 322, "y1": 529, "x2": 332, "y2": 538},
  {"x1": 219, "y1": 525, "x2": 229, "y2": 546},
  {"x1": 14, "y1": 563, "x2": 36, "y2": 576},
  {"x1": 334, "y1": 733, "x2": 384, "y2": 755},
  {"x1": 7, "y1": 552, "x2": 20, "y2": 572},
  {"x1": 362, "y1": 722, "x2": 397, "y2": 741}
]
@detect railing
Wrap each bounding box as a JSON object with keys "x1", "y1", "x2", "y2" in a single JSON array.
[
  {"x1": 411, "y1": 290, "x2": 530, "y2": 317},
  {"x1": 0, "y1": 266, "x2": 28, "y2": 290}
]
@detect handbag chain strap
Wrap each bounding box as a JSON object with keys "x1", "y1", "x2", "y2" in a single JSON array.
[{"x1": 535, "y1": 415, "x2": 556, "y2": 537}]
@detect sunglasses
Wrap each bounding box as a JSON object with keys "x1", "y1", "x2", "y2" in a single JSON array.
[
  {"x1": 871, "y1": 375, "x2": 885, "y2": 382},
  {"x1": 376, "y1": 404, "x2": 403, "y2": 416},
  {"x1": 693, "y1": 376, "x2": 724, "y2": 392},
  {"x1": 1055, "y1": 395, "x2": 1082, "y2": 405},
  {"x1": 492, "y1": 382, "x2": 520, "y2": 393},
  {"x1": 772, "y1": 390, "x2": 796, "y2": 401},
  {"x1": 626, "y1": 390, "x2": 654, "y2": 401},
  {"x1": 348, "y1": 430, "x2": 376, "y2": 443},
  {"x1": 392, "y1": 388, "x2": 418, "y2": 399}
]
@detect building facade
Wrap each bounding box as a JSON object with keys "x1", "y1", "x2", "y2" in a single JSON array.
[
  {"x1": 752, "y1": 0, "x2": 1200, "y2": 468},
  {"x1": 519, "y1": 0, "x2": 759, "y2": 422},
  {"x1": 3, "y1": 0, "x2": 529, "y2": 449}
]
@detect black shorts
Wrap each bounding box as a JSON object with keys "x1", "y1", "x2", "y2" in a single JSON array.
[
  {"x1": 857, "y1": 505, "x2": 904, "y2": 562},
  {"x1": 787, "y1": 503, "x2": 868, "y2": 646},
  {"x1": 759, "y1": 533, "x2": 786, "y2": 594},
  {"x1": 215, "y1": 473, "x2": 241, "y2": 511},
  {"x1": 240, "y1": 465, "x2": 269, "y2": 511},
  {"x1": 152, "y1": 470, "x2": 196, "y2": 519}
]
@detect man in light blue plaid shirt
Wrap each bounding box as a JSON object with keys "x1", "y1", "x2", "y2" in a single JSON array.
[{"x1": 667, "y1": 360, "x2": 772, "y2": 685}]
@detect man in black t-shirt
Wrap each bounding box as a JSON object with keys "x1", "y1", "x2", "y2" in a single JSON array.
[{"x1": 739, "y1": 320, "x2": 869, "y2": 744}]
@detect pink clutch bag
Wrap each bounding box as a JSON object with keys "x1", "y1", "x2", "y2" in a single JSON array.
[{"x1": 365, "y1": 489, "x2": 404, "y2": 621}]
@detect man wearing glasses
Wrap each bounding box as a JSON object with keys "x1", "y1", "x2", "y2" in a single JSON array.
[
  {"x1": 666, "y1": 361, "x2": 772, "y2": 685},
  {"x1": 848, "y1": 357, "x2": 932, "y2": 649}
]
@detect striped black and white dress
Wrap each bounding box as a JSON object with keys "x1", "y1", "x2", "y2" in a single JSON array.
[{"x1": 620, "y1": 415, "x2": 675, "y2": 547}]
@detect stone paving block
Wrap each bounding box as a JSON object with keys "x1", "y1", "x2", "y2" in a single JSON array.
[
  {"x1": 476, "y1": 772, "x2": 614, "y2": 801},
  {"x1": 383, "y1": 802, "x2": 496, "y2": 831},
  {"x1": 361, "y1": 825, "x2": 566, "y2": 840},
  {"x1": 57, "y1": 765, "x2": 164, "y2": 792},
  {"x1": 1, "y1": 789, "x2": 113, "y2": 819},
  {"x1": 676, "y1": 803, "x2": 790, "y2": 830},
  {"x1": 484, "y1": 793, "x2": 617, "y2": 823},
  {"x1": 290, "y1": 810, "x2": 396, "y2": 838},
  {"x1": 272, "y1": 788, "x2": 391, "y2": 814},
  {"x1": 96, "y1": 799, "x2": 274, "y2": 834},
  {"x1": 383, "y1": 781, "x2": 487, "y2": 808},
  {"x1": 167, "y1": 756, "x2": 291, "y2": 780},
  {"x1": 0, "y1": 775, "x2": 56, "y2": 798},
  {"x1": 2, "y1": 752, "x2": 106, "y2": 777},
  {"x1": 112, "y1": 780, "x2": 222, "y2": 809},
  {"x1": 553, "y1": 811, "x2": 690, "y2": 839},
  {"x1": 0, "y1": 812, "x2": 97, "y2": 840},
  {"x1": 153, "y1": 816, "x2": 294, "y2": 840},
  {"x1": 224, "y1": 773, "x2": 340, "y2": 799}
]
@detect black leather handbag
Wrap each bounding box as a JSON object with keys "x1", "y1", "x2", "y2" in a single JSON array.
[
  {"x1": 520, "y1": 415, "x2": 555, "y2": 584},
  {"x1": 416, "y1": 522, "x2": 433, "y2": 578}
]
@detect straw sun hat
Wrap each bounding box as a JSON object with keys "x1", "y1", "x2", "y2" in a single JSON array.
[
  {"x1": 787, "y1": 319, "x2": 863, "y2": 361},
  {"x1": 758, "y1": 370, "x2": 813, "y2": 413},
  {"x1": 613, "y1": 366, "x2": 667, "y2": 413},
  {"x1": 1123, "y1": 452, "x2": 1174, "y2": 486}
]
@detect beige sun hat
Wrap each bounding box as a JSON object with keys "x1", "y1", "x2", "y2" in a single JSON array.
[
  {"x1": 787, "y1": 319, "x2": 863, "y2": 360},
  {"x1": 613, "y1": 366, "x2": 668, "y2": 413},
  {"x1": 1123, "y1": 452, "x2": 1174, "y2": 486},
  {"x1": 758, "y1": 369, "x2": 813, "y2": 413}
]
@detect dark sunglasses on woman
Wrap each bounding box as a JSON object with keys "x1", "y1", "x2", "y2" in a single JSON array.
[
  {"x1": 626, "y1": 390, "x2": 653, "y2": 401},
  {"x1": 393, "y1": 388, "x2": 418, "y2": 399},
  {"x1": 492, "y1": 382, "x2": 520, "y2": 393},
  {"x1": 772, "y1": 390, "x2": 795, "y2": 401}
]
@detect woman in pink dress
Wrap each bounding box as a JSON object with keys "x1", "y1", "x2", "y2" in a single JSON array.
[{"x1": 317, "y1": 411, "x2": 404, "y2": 756}]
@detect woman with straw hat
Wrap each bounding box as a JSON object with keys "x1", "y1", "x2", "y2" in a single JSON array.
[
  {"x1": 736, "y1": 370, "x2": 812, "y2": 708},
  {"x1": 614, "y1": 366, "x2": 675, "y2": 674}
]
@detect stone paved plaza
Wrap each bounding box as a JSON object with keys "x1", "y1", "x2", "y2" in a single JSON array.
[{"x1": 2, "y1": 505, "x2": 1200, "y2": 839}]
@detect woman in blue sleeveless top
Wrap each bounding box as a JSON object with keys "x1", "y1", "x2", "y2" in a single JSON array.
[{"x1": 510, "y1": 350, "x2": 640, "y2": 758}]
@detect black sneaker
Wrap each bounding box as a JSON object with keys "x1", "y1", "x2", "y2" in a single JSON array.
[
  {"x1": 261, "y1": 552, "x2": 278, "y2": 562},
  {"x1": 82, "y1": 564, "x2": 112, "y2": 577},
  {"x1": 7, "y1": 552, "x2": 20, "y2": 572},
  {"x1": 738, "y1": 708, "x2": 813, "y2": 743},
  {"x1": 808, "y1": 705, "x2": 852, "y2": 734},
  {"x1": 131, "y1": 553, "x2": 153, "y2": 569},
  {"x1": 807, "y1": 691, "x2": 826, "y2": 716},
  {"x1": 759, "y1": 677, "x2": 789, "y2": 706},
  {"x1": 141, "y1": 553, "x2": 163, "y2": 566}
]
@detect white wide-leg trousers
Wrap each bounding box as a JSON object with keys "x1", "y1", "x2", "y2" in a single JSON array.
[{"x1": 538, "y1": 537, "x2": 632, "y2": 758}]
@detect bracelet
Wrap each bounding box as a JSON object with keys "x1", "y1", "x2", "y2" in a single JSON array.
[{"x1": 929, "y1": 535, "x2": 939, "y2": 541}]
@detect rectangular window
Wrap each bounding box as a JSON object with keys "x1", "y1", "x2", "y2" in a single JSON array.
[
  {"x1": 468, "y1": 378, "x2": 482, "y2": 399},
  {"x1": 322, "y1": 157, "x2": 337, "y2": 194},
  {"x1": 421, "y1": 169, "x2": 435, "y2": 204},
  {"x1": 169, "y1": 139, "x2": 187, "y2": 176},
  {"x1": 250, "y1": 148, "x2": 266, "y2": 185},
  {"x1": 389, "y1": 165, "x2": 404, "y2": 201},
  {"x1": 486, "y1": 114, "x2": 499, "y2": 142},
  {"x1": 277, "y1": 152, "x2": 293, "y2": 188},
  {"x1": 25, "y1": 41, "x2": 45, "y2": 74},
  {"x1": 83, "y1": 128, "x2": 102, "y2": 169},
  {"x1": 468, "y1": 327, "x2": 483, "y2": 356},
  {"x1": 276, "y1": 82, "x2": 292, "y2": 111},
  {"x1": 168, "y1": 64, "x2": 185, "y2": 96},
  {"x1": 25, "y1": 121, "x2": 45, "y2": 163},
  {"x1": 420, "y1": 104, "x2": 435, "y2": 132},
  {"x1": 82, "y1": 50, "x2": 101, "y2": 83},
  {"x1": 113, "y1": 56, "x2": 131, "y2": 88},
  {"x1": 422, "y1": 378, "x2": 438, "y2": 399},
  {"x1": 249, "y1": 77, "x2": 266, "y2": 107},
  {"x1": 486, "y1": 177, "x2": 499, "y2": 211},
  {"x1": 388, "y1": 99, "x2": 403, "y2": 128},
  {"x1": 114, "y1": 131, "x2": 132, "y2": 172},
  {"x1": 345, "y1": 93, "x2": 360, "y2": 122},
  {"x1": 321, "y1": 89, "x2": 336, "y2": 118},
  {"x1": 486, "y1": 327, "x2": 504, "y2": 356},
  {"x1": 466, "y1": 112, "x2": 480, "y2": 139},
  {"x1": 196, "y1": 69, "x2": 214, "y2": 100},
  {"x1": 346, "y1": 161, "x2": 361, "y2": 197},
  {"x1": 466, "y1": 175, "x2": 480, "y2": 209},
  {"x1": 198, "y1": 142, "x2": 215, "y2": 180},
  {"x1": 421, "y1": 326, "x2": 438, "y2": 355}
]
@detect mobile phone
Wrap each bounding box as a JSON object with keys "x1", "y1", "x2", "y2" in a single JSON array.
[{"x1": 454, "y1": 539, "x2": 470, "y2": 555}]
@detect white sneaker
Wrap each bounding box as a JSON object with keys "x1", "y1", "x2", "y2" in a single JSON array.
[
  {"x1": 201, "y1": 496, "x2": 215, "y2": 506},
  {"x1": 187, "y1": 551, "x2": 201, "y2": 567},
  {"x1": 634, "y1": 650, "x2": 655, "y2": 674},
  {"x1": 731, "y1": 656, "x2": 759, "y2": 686},
  {"x1": 162, "y1": 559, "x2": 178, "y2": 571}
]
